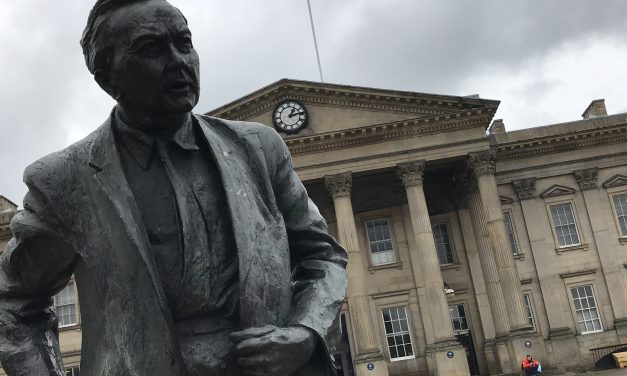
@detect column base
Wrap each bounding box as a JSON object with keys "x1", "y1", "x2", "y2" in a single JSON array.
[
  {"x1": 353, "y1": 352, "x2": 389, "y2": 376},
  {"x1": 493, "y1": 337, "x2": 514, "y2": 375},
  {"x1": 546, "y1": 327, "x2": 579, "y2": 372},
  {"x1": 426, "y1": 340, "x2": 471, "y2": 376},
  {"x1": 615, "y1": 317, "x2": 627, "y2": 342},
  {"x1": 483, "y1": 339, "x2": 513, "y2": 375}
]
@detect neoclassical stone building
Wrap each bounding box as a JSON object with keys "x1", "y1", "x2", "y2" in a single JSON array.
[{"x1": 1, "y1": 80, "x2": 626, "y2": 375}]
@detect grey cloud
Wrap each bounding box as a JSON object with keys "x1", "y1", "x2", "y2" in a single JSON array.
[{"x1": 313, "y1": 0, "x2": 627, "y2": 93}]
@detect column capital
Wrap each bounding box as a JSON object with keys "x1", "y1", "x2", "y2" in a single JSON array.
[
  {"x1": 512, "y1": 178, "x2": 537, "y2": 201},
  {"x1": 452, "y1": 172, "x2": 478, "y2": 209},
  {"x1": 325, "y1": 172, "x2": 353, "y2": 198},
  {"x1": 396, "y1": 160, "x2": 426, "y2": 188},
  {"x1": 468, "y1": 150, "x2": 497, "y2": 177},
  {"x1": 573, "y1": 167, "x2": 598, "y2": 191}
]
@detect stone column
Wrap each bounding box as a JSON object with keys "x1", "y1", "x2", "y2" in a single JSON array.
[
  {"x1": 397, "y1": 161, "x2": 470, "y2": 376},
  {"x1": 468, "y1": 151, "x2": 530, "y2": 333},
  {"x1": 325, "y1": 173, "x2": 388, "y2": 376},
  {"x1": 465, "y1": 178, "x2": 513, "y2": 374},
  {"x1": 466, "y1": 181, "x2": 510, "y2": 338}
]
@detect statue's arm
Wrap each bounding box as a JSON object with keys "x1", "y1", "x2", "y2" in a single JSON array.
[
  {"x1": 0, "y1": 168, "x2": 77, "y2": 376},
  {"x1": 260, "y1": 126, "x2": 348, "y2": 368}
]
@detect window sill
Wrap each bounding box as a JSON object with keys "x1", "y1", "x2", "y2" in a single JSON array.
[
  {"x1": 555, "y1": 244, "x2": 588, "y2": 254},
  {"x1": 513, "y1": 253, "x2": 525, "y2": 261},
  {"x1": 369, "y1": 261, "x2": 403, "y2": 273},
  {"x1": 619, "y1": 237, "x2": 627, "y2": 245},
  {"x1": 390, "y1": 355, "x2": 416, "y2": 362},
  {"x1": 580, "y1": 329, "x2": 604, "y2": 336},
  {"x1": 440, "y1": 263, "x2": 462, "y2": 271}
]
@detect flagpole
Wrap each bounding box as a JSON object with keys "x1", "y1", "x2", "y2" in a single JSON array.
[{"x1": 306, "y1": 0, "x2": 324, "y2": 82}]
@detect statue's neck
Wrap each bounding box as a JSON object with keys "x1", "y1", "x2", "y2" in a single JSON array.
[{"x1": 116, "y1": 105, "x2": 192, "y2": 133}]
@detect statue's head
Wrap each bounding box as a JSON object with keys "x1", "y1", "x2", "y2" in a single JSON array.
[{"x1": 81, "y1": 0, "x2": 200, "y2": 118}]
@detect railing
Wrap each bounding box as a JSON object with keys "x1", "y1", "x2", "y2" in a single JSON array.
[{"x1": 590, "y1": 343, "x2": 627, "y2": 370}]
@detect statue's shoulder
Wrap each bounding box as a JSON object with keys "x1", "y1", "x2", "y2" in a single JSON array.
[
  {"x1": 197, "y1": 114, "x2": 273, "y2": 133},
  {"x1": 196, "y1": 114, "x2": 282, "y2": 145},
  {"x1": 23, "y1": 123, "x2": 104, "y2": 186}
]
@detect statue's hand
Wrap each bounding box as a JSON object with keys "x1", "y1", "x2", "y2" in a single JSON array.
[{"x1": 230, "y1": 325, "x2": 316, "y2": 376}]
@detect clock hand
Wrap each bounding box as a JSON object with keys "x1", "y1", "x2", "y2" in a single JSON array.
[{"x1": 288, "y1": 111, "x2": 304, "y2": 118}]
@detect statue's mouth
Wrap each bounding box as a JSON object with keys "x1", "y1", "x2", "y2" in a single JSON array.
[
  {"x1": 165, "y1": 81, "x2": 194, "y2": 92},
  {"x1": 166, "y1": 81, "x2": 192, "y2": 90}
]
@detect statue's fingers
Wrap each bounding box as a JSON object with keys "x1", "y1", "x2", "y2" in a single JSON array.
[
  {"x1": 234, "y1": 337, "x2": 270, "y2": 356},
  {"x1": 229, "y1": 325, "x2": 276, "y2": 343}
]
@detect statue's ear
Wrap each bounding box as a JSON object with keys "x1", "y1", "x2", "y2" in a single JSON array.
[{"x1": 94, "y1": 69, "x2": 120, "y2": 100}]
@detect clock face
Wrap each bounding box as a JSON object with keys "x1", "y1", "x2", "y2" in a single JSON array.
[{"x1": 273, "y1": 100, "x2": 308, "y2": 134}]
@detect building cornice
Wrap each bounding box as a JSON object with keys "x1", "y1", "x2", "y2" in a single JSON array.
[
  {"x1": 285, "y1": 109, "x2": 494, "y2": 156},
  {"x1": 207, "y1": 79, "x2": 500, "y2": 121},
  {"x1": 496, "y1": 121, "x2": 627, "y2": 161},
  {"x1": 293, "y1": 135, "x2": 488, "y2": 180}
]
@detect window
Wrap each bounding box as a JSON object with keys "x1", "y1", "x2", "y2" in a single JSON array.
[
  {"x1": 54, "y1": 284, "x2": 77, "y2": 328},
  {"x1": 549, "y1": 203, "x2": 580, "y2": 247},
  {"x1": 432, "y1": 223, "x2": 454, "y2": 264},
  {"x1": 503, "y1": 211, "x2": 519, "y2": 254},
  {"x1": 570, "y1": 285, "x2": 602, "y2": 334},
  {"x1": 523, "y1": 294, "x2": 535, "y2": 329},
  {"x1": 449, "y1": 304, "x2": 469, "y2": 333},
  {"x1": 365, "y1": 218, "x2": 396, "y2": 265},
  {"x1": 65, "y1": 366, "x2": 80, "y2": 376},
  {"x1": 382, "y1": 306, "x2": 414, "y2": 361},
  {"x1": 612, "y1": 193, "x2": 627, "y2": 237}
]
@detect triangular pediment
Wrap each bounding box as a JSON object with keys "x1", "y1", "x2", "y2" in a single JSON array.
[
  {"x1": 500, "y1": 195, "x2": 514, "y2": 204},
  {"x1": 602, "y1": 174, "x2": 627, "y2": 188},
  {"x1": 206, "y1": 79, "x2": 499, "y2": 137},
  {"x1": 540, "y1": 184, "x2": 576, "y2": 198}
]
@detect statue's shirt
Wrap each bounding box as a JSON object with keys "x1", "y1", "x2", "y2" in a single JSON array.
[{"x1": 114, "y1": 112, "x2": 241, "y2": 374}]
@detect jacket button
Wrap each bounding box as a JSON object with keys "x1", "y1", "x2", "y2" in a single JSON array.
[{"x1": 166, "y1": 349, "x2": 175, "y2": 365}]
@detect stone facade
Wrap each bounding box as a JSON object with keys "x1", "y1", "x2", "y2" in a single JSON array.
[
  {"x1": 2, "y1": 80, "x2": 626, "y2": 375},
  {"x1": 0, "y1": 196, "x2": 17, "y2": 260}
]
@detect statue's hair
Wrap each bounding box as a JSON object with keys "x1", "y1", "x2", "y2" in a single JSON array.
[
  {"x1": 80, "y1": 0, "x2": 151, "y2": 74},
  {"x1": 80, "y1": 0, "x2": 189, "y2": 75}
]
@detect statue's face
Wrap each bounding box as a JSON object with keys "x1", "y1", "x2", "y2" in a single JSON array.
[{"x1": 106, "y1": 0, "x2": 200, "y2": 116}]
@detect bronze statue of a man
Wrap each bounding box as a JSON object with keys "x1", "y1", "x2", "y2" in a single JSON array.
[{"x1": 0, "y1": 1, "x2": 347, "y2": 375}]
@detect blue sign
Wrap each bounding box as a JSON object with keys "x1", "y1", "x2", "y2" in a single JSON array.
[
  {"x1": 447, "y1": 351, "x2": 454, "y2": 358},
  {"x1": 367, "y1": 363, "x2": 375, "y2": 370}
]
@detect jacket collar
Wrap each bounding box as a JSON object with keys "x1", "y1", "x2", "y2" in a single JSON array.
[{"x1": 113, "y1": 110, "x2": 199, "y2": 170}]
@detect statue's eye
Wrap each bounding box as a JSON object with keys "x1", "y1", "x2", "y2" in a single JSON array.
[
  {"x1": 138, "y1": 40, "x2": 163, "y2": 57},
  {"x1": 176, "y1": 36, "x2": 193, "y2": 53}
]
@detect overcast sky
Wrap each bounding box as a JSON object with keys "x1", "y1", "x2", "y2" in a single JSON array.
[{"x1": 1, "y1": 0, "x2": 626, "y2": 205}]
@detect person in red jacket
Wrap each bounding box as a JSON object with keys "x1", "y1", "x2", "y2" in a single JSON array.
[{"x1": 522, "y1": 354, "x2": 540, "y2": 375}]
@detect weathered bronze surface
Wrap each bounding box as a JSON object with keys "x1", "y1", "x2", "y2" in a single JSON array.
[{"x1": 0, "y1": 1, "x2": 347, "y2": 375}]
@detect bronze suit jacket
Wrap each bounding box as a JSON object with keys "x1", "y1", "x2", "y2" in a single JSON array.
[{"x1": 0, "y1": 113, "x2": 348, "y2": 376}]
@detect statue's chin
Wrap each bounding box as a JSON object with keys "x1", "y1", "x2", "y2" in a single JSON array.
[{"x1": 162, "y1": 95, "x2": 198, "y2": 114}]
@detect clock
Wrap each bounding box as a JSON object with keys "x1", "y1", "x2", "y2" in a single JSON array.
[{"x1": 272, "y1": 100, "x2": 309, "y2": 134}]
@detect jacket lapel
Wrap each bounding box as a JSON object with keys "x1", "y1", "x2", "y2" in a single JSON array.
[
  {"x1": 195, "y1": 115, "x2": 271, "y2": 326},
  {"x1": 195, "y1": 115, "x2": 256, "y2": 270},
  {"x1": 88, "y1": 116, "x2": 169, "y2": 314}
]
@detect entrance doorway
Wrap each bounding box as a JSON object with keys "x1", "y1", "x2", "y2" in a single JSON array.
[
  {"x1": 334, "y1": 313, "x2": 355, "y2": 376},
  {"x1": 450, "y1": 304, "x2": 480, "y2": 375}
]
